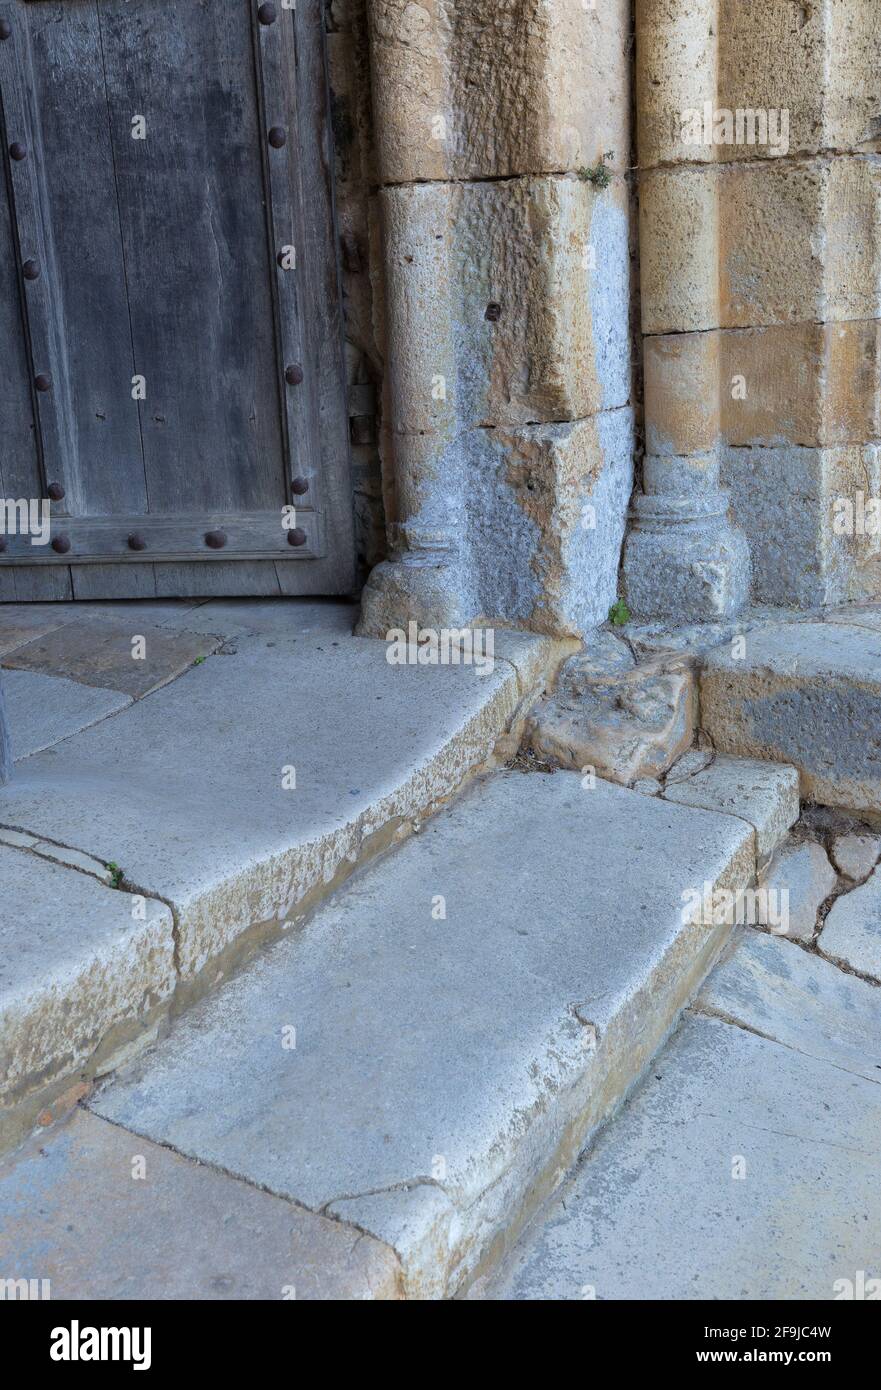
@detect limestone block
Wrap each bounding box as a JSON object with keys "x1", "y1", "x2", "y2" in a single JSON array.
[
  {"x1": 641, "y1": 158, "x2": 881, "y2": 334},
  {"x1": 647, "y1": 323, "x2": 881, "y2": 455},
  {"x1": 639, "y1": 0, "x2": 881, "y2": 166},
  {"x1": 663, "y1": 756, "x2": 799, "y2": 867},
  {"x1": 636, "y1": 0, "x2": 717, "y2": 169},
  {"x1": 644, "y1": 332, "x2": 720, "y2": 456},
  {"x1": 758, "y1": 837, "x2": 839, "y2": 942},
  {"x1": 466, "y1": 409, "x2": 635, "y2": 637},
  {"x1": 526, "y1": 661, "x2": 696, "y2": 785},
  {"x1": 369, "y1": 0, "x2": 630, "y2": 182},
  {"x1": 701, "y1": 621, "x2": 881, "y2": 813},
  {"x1": 382, "y1": 176, "x2": 631, "y2": 432},
  {"x1": 721, "y1": 443, "x2": 881, "y2": 608}
]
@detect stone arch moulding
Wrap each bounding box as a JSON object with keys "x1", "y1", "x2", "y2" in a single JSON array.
[{"x1": 356, "y1": 0, "x2": 636, "y2": 641}]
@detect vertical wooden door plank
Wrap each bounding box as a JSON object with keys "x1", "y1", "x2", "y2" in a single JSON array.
[
  {"x1": 0, "y1": 1, "x2": 76, "y2": 508},
  {"x1": 0, "y1": 94, "x2": 40, "y2": 504},
  {"x1": 24, "y1": 1, "x2": 148, "y2": 517},
  {"x1": 97, "y1": 0, "x2": 286, "y2": 516}
]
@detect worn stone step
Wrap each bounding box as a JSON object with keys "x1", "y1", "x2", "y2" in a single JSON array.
[
  {"x1": 701, "y1": 620, "x2": 881, "y2": 814},
  {"x1": 87, "y1": 772, "x2": 753, "y2": 1298},
  {"x1": 481, "y1": 932, "x2": 881, "y2": 1300},
  {"x1": 0, "y1": 624, "x2": 553, "y2": 1145}
]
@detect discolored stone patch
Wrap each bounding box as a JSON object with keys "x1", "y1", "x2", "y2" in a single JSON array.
[{"x1": 4, "y1": 619, "x2": 221, "y2": 699}]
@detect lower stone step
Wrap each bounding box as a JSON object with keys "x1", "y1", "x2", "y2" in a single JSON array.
[
  {"x1": 82, "y1": 771, "x2": 753, "y2": 1298},
  {"x1": 480, "y1": 931, "x2": 881, "y2": 1300},
  {"x1": 701, "y1": 620, "x2": 881, "y2": 814}
]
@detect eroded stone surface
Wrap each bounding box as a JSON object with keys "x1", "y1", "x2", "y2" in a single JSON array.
[
  {"x1": 663, "y1": 755, "x2": 799, "y2": 866},
  {"x1": 526, "y1": 658, "x2": 696, "y2": 784},
  {"x1": 723, "y1": 444, "x2": 881, "y2": 608},
  {"x1": 640, "y1": 158, "x2": 881, "y2": 336}
]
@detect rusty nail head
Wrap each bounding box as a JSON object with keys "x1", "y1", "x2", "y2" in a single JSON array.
[
  {"x1": 128, "y1": 533, "x2": 147, "y2": 551},
  {"x1": 287, "y1": 527, "x2": 307, "y2": 547},
  {"x1": 257, "y1": 3, "x2": 277, "y2": 23},
  {"x1": 205, "y1": 530, "x2": 227, "y2": 549},
  {"x1": 35, "y1": 372, "x2": 52, "y2": 392},
  {"x1": 291, "y1": 477, "x2": 309, "y2": 495},
  {"x1": 47, "y1": 482, "x2": 65, "y2": 501},
  {"x1": 9, "y1": 142, "x2": 26, "y2": 161},
  {"x1": 285, "y1": 364, "x2": 304, "y2": 385},
  {"x1": 268, "y1": 126, "x2": 286, "y2": 148},
  {"x1": 51, "y1": 534, "x2": 71, "y2": 554},
  {"x1": 22, "y1": 258, "x2": 39, "y2": 281}
]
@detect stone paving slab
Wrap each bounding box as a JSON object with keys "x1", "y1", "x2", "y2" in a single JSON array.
[
  {"x1": 758, "y1": 836, "x2": 837, "y2": 942},
  {"x1": 482, "y1": 986, "x2": 881, "y2": 1299},
  {"x1": 831, "y1": 832, "x2": 881, "y2": 883},
  {"x1": 701, "y1": 621, "x2": 881, "y2": 812},
  {"x1": 90, "y1": 773, "x2": 753, "y2": 1298},
  {"x1": 4, "y1": 618, "x2": 221, "y2": 699},
  {"x1": 697, "y1": 929, "x2": 881, "y2": 1081},
  {"x1": 0, "y1": 845, "x2": 175, "y2": 1117},
  {"x1": 663, "y1": 755, "x2": 799, "y2": 865},
  {"x1": 0, "y1": 628, "x2": 552, "y2": 986},
  {"x1": 154, "y1": 597, "x2": 360, "y2": 640},
  {"x1": 0, "y1": 606, "x2": 71, "y2": 657},
  {"x1": 819, "y1": 868, "x2": 881, "y2": 982},
  {"x1": 0, "y1": 1110, "x2": 400, "y2": 1300},
  {"x1": 4, "y1": 669, "x2": 130, "y2": 760}
]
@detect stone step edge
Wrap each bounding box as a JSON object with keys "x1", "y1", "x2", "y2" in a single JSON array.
[
  {"x1": 334, "y1": 817, "x2": 756, "y2": 1298},
  {"x1": 0, "y1": 637, "x2": 567, "y2": 1156}
]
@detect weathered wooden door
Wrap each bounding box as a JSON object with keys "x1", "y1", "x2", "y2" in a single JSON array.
[{"x1": 0, "y1": 0, "x2": 354, "y2": 600}]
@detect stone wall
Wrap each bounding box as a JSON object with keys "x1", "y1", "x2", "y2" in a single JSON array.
[{"x1": 331, "y1": 0, "x2": 879, "y2": 631}]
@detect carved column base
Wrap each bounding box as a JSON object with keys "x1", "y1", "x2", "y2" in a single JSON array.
[
  {"x1": 623, "y1": 492, "x2": 750, "y2": 622},
  {"x1": 356, "y1": 550, "x2": 476, "y2": 638}
]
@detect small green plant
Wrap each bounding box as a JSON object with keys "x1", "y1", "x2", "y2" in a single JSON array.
[
  {"x1": 193, "y1": 655, "x2": 206, "y2": 665},
  {"x1": 106, "y1": 861, "x2": 124, "y2": 889},
  {"x1": 578, "y1": 151, "x2": 615, "y2": 189},
  {"x1": 609, "y1": 598, "x2": 631, "y2": 627}
]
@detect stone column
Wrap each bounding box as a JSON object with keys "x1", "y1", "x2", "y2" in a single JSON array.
[
  {"x1": 623, "y1": 0, "x2": 750, "y2": 622},
  {"x1": 624, "y1": 0, "x2": 881, "y2": 618},
  {"x1": 358, "y1": 0, "x2": 635, "y2": 639}
]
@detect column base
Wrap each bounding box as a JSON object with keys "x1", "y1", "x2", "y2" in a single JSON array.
[
  {"x1": 622, "y1": 493, "x2": 751, "y2": 622},
  {"x1": 356, "y1": 555, "x2": 477, "y2": 638}
]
